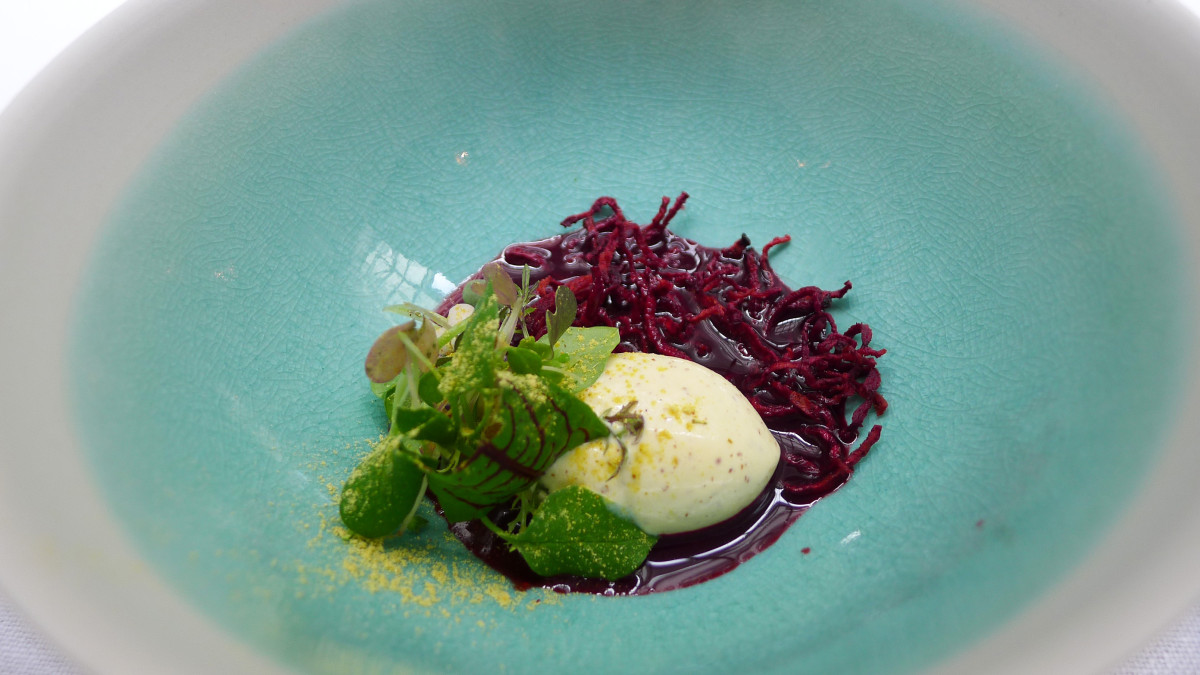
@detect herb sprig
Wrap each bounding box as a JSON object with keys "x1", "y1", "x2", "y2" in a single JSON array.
[{"x1": 342, "y1": 264, "x2": 655, "y2": 580}]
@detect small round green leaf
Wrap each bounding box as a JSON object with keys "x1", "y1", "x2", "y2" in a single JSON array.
[
  {"x1": 517, "y1": 336, "x2": 554, "y2": 358},
  {"x1": 461, "y1": 279, "x2": 487, "y2": 306},
  {"x1": 545, "y1": 285, "x2": 578, "y2": 346},
  {"x1": 339, "y1": 443, "x2": 426, "y2": 538},
  {"x1": 482, "y1": 262, "x2": 519, "y2": 306},
  {"x1": 414, "y1": 319, "x2": 438, "y2": 362},
  {"x1": 507, "y1": 486, "x2": 657, "y2": 580},
  {"x1": 418, "y1": 370, "x2": 442, "y2": 407},
  {"x1": 506, "y1": 346, "x2": 543, "y2": 375}
]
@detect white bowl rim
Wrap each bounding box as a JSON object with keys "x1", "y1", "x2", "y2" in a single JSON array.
[{"x1": 2, "y1": 1, "x2": 1200, "y2": 674}]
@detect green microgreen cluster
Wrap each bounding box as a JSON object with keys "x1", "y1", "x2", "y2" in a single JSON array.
[{"x1": 341, "y1": 263, "x2": 656, "y2": 580}]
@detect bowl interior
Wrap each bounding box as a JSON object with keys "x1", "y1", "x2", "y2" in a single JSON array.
[{"x1": 66, "y1": 0, "x2": 1186, "y2": 673}]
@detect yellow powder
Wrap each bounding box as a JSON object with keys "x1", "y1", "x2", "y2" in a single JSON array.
[
  {"x1": 484, "y1": 586, "x2": 514, "y2": 609},
  {"x1": 288, "y1": 504, "x2": 559, "y2": 616},
  {"x1": 280, "y1": 440, "x2": 565, "y2": 617}
]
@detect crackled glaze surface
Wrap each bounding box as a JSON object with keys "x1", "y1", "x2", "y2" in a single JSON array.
[{"x1": 68, "y1": 1, "x2": 1185, "y2": 673}]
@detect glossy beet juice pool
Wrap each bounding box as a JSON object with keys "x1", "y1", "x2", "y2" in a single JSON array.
[{"x1": 410, "y1": 194, "x2": 886, "y2": 595}]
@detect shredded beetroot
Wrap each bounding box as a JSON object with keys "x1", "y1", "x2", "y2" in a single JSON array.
[{"x1": 500, "y1": 193, "x2": 886, "y2": 499}]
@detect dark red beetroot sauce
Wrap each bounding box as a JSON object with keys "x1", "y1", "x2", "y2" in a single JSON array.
[{"x1": 434, "y1": 193, "x2": 886, "y2": 595}]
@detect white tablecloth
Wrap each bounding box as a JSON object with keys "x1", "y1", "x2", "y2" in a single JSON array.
[{"x1": 0, "y1": 597, "x2": 89, "y2": 675}]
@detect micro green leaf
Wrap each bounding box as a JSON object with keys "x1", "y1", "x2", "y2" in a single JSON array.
[
  {"x1": 538, "y1": 368, "x2": 565, "y2": 385},
  {"x1": 383, "y1": 303, "x2": 450, "y2": 329},
  {"x1": 427, "y1": 480, "x2": 487, "y2": 523},
  {"x1": 393, "y1": 319, "x2": 438, "y2": 372},
  {"x1": 365, "y1": 319, "x2": 439, "y2": 384},
  {"x1": 370, "y1": 377, "x2": 398, "y2": 401},
  {"x1": 392, "y1": 407, "x2": 438, "y2": 434},
  {"x1": 548, "y1": 326, "x2": 620, "y2": 393},
  {"x1": 405, "y1": 514, "x2": 429, "y2": 534},
  {"x1": 417, "y1": 370, "x2": 442, "y2": 407},
  {"x1": 413, "y1": 416, "x2": 456, "y2": 447},
  {"x1": 382, "y1": 389, "x2": 396, "y2": 422},
  {"x1": 517, "y1": 265, "x2": 535, "y2": 337},
  {"x1": 339, "y1": 439, "x2": 428, "y2": 539},
  {"x1": 392, "y1": 407, "x2": 457, "y2": 447},
  {"x1": 545, "y1": 285, "x2": 577, "y2": 347},
  {"x1": 506, "y1": 346, "x2": 542, "y2": 375},
  {"x1": 517, "y1": 336, "x2": 553, "y2": 359},
  {"x1": 461, "y1": 279, "x2": 487, "y2": 306},
  {"x1": 415, "y1": 319, "x2": 439, "y2": 362},
  {"x1": 364, "y1": 322, "x2": 415, "y2": 384},
  {"x1": 504, "y1": 486, "x2": 656, "y2": 580},
  {"x1": 482, "y1": 263, "x2": 519, "y2": 307},
  {"x1": 604, "y1": 400, "x2": 645, "y2": 439},
  {"x1": 437, "y1": 293, "x2": 502, "y2": 405}
]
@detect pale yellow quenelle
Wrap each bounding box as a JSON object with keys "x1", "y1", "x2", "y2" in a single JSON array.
[{"x1": 541, "y1": 352, "x2": 779, "y2": 535}]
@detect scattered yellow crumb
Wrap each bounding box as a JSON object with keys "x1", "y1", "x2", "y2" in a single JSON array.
[
  {"x1": 282, "y1": 500, "x2": 560, "y2": 616},
  {"x1": 485, "y1": 586, "x2": 513, "y2": 609}
]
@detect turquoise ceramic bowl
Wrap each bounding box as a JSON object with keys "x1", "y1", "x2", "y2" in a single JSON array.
[{"x1": 4, "y1": 1, "x2": 1200, "y2": 674}]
